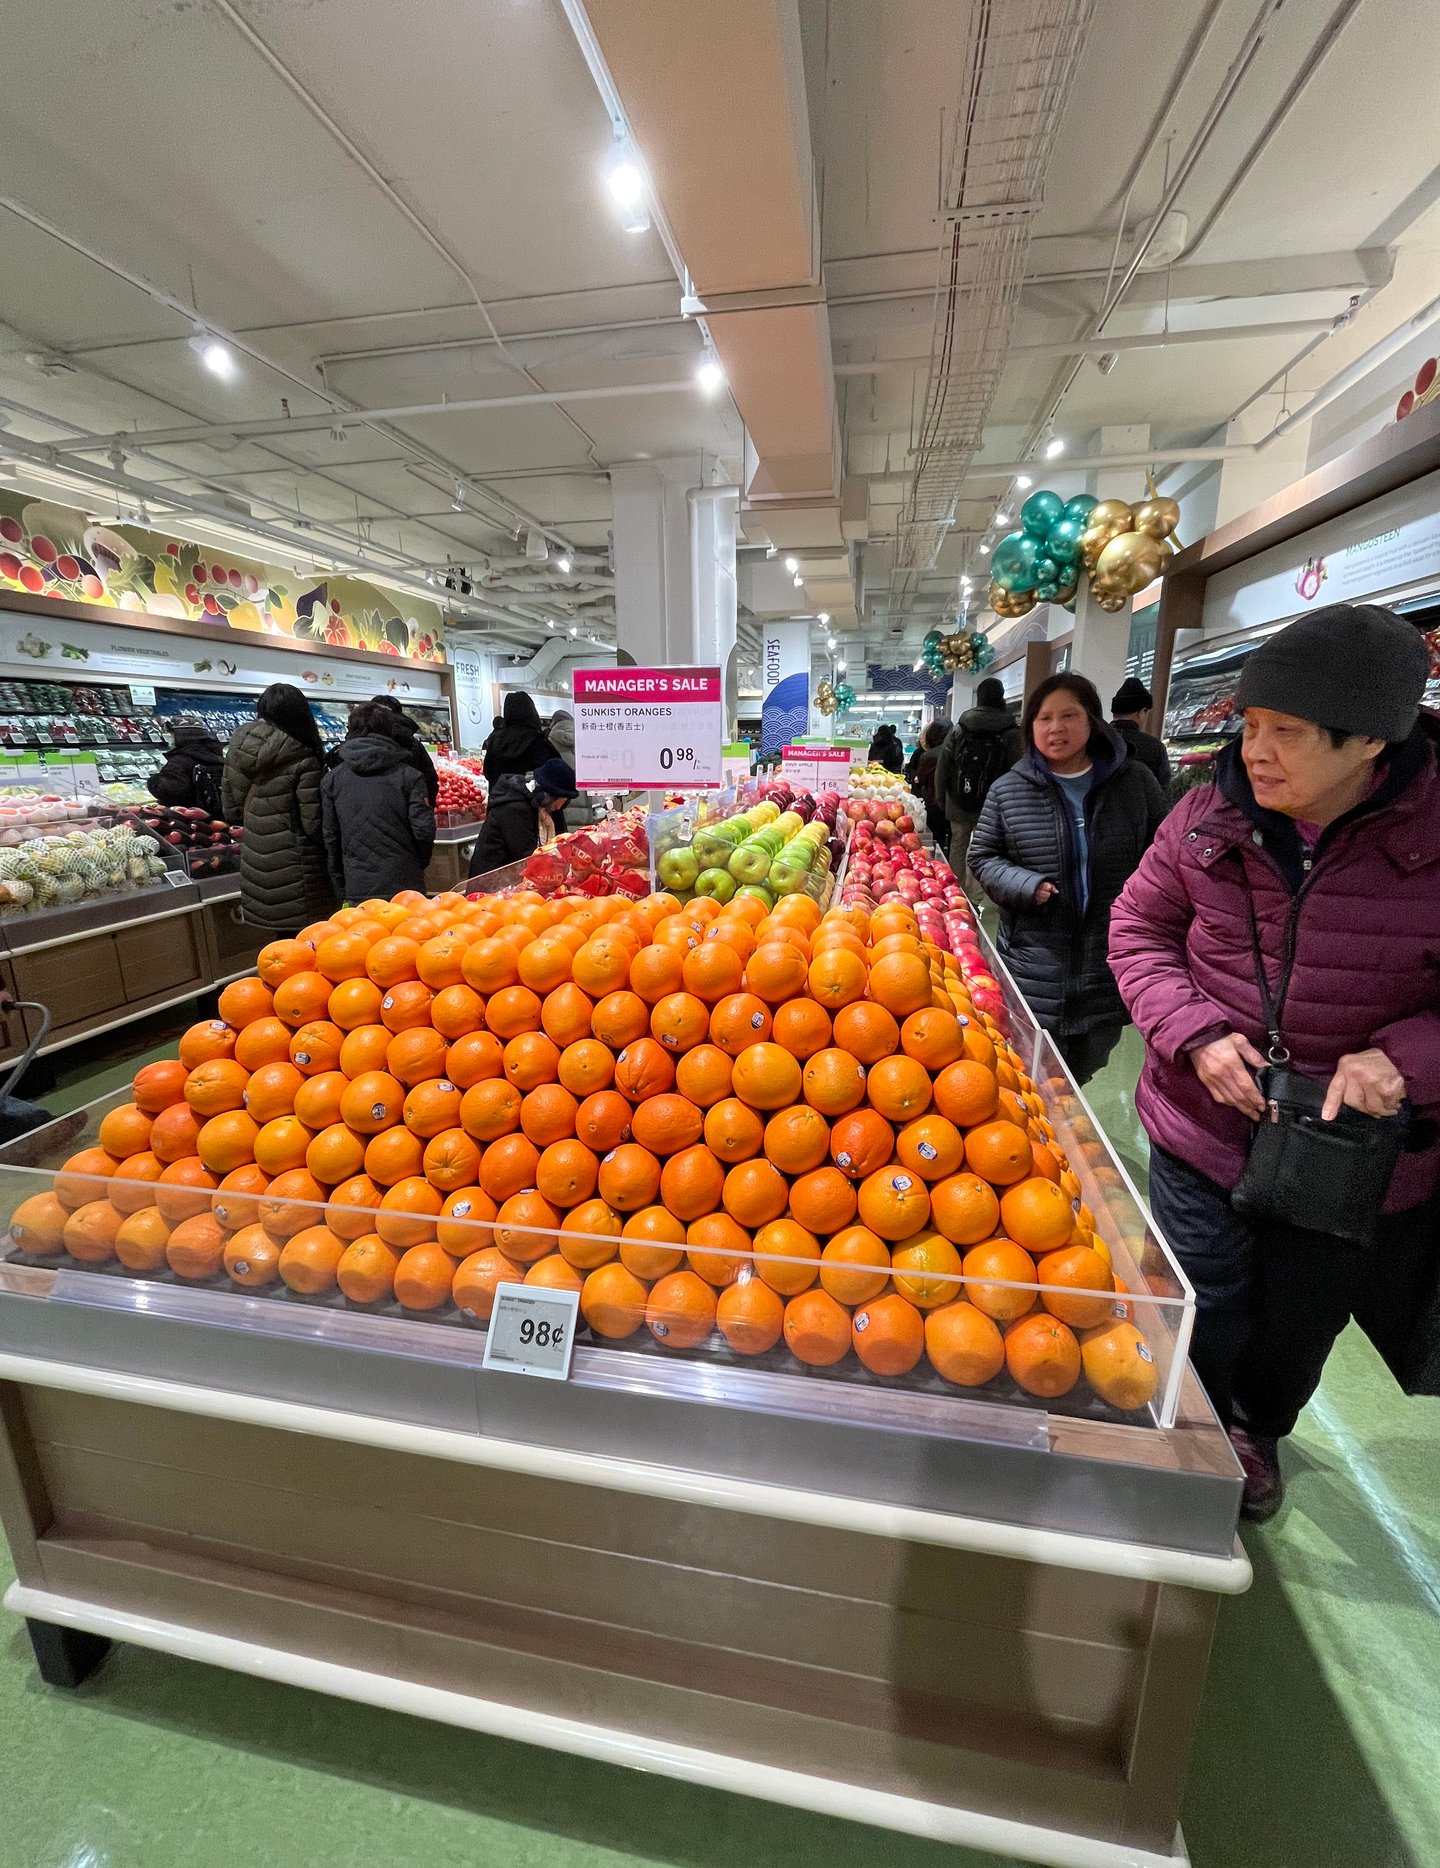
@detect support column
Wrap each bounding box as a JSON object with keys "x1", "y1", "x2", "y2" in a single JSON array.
[
  {"x1": 1069, "y1": 577, "x2": 1132, "y2": 716},
  {"x1": 611, "y1": 456, "x2": 738, "y2": 727}
]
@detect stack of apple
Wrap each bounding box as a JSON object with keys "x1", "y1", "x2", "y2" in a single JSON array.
[
  {"x1": 658, "y1": 791, "x2": 845, "y2": 908},
  {"x1": 433, "y1": 758, "x2": 485, "y2": 820}
]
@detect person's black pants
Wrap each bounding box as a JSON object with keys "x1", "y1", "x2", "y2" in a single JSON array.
[
  {"x1": 1147, "y1": 1144, "x2": 1433, "y2": 1438},
  {"x1": 1056, "y1": 1021, "x2": 1124, "y2": 1089},
  {"x1": 924, "y1": 803, "x2": 950, "y2": 855}
]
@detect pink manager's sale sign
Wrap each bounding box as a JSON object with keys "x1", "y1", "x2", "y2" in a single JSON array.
[{"x1": 572, "y1": 666, "x2": 724, "y2": 790}]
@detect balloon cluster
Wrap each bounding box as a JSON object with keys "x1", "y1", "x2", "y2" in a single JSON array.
[
  {"x1": 922, "y1": 628, "x2": 993, "y2": 675},
  {"x1": 834, "y1": 679, "x2": 856, "y2": 714},
  {"x1": 816, "y1": 677, "x2": 857, "y2": 718},
  {"x1": 987, "y1": 488, "x2": 1180, "y2": 620}
]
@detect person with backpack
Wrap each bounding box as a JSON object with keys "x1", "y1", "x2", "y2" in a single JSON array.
[
  {"x1": 914, "y1": 720, "x2": 951, "y2": 852},
  {"x1": 935, "y1": 676, "x2": 1023, "y2": 886},
  {"x1": 970, "y1": 673, "x2": 1166, "y2": 1086},
  {"x1": 148, "y1": 716, "x2": 227, "y2": 816},
  {"x1": 222, "y1": 684, "x2": 335, "y2": 932}
]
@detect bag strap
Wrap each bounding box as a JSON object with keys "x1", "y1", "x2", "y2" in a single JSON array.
[{"x1": 1244, "y1": 882, "x2": 1302, "y2": 1067}]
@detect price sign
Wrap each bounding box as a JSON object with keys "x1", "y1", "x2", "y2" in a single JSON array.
[
  {"x1": 129, "y1": 682, "x2": 157, "y2": 708},
  {"x1": 572, "y1": 666, "x2": 724, "y2": 790},
  {"x1": 780, "y1": 744, "x2": 852, "y2": 793},
  {"x1": 481, "y1": 1282, "x2": 580, "y2": 1380}
]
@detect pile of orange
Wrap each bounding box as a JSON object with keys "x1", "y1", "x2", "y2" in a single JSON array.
[{"x1": 14, "y1": 885, "x2": 1157, "y2": 1413}]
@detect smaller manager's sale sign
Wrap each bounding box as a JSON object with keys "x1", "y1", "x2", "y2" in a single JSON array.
[{"x1": 572, "y1": 666, "x2": 724, "y2": 789}]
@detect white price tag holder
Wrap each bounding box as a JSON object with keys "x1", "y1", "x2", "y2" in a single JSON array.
[
  {"x1": 572, "y1": 665, "x2": 724, "y2": 790},
  {"x1": 129, "y1": 682, "x2": 157, "y2": 708},
  {"x1": 481, "y1": 1282, "x2": 580, "y2": 1381}
]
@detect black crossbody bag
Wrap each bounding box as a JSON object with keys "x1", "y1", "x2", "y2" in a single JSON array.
[{"x1": 1231, "y1": 888, "x2": 1409, "y2": 1243}]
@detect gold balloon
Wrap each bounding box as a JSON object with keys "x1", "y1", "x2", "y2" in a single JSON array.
[
  {"x1": 1097, "y1": 592, "x2": 1129, "y2": 612},
  {"x1": 1133, "y1": 496, "x2": 1180, "y2": 540},
  {"x1": 1089, "y1": 498, "x2": 1135, "y2": 535},
  {"x1": 987, "y1": 579, "x2": 1009, "y2": 611},
  {"x1": 1096, "y1": 530, "x2": 1165, "y2": 594}
]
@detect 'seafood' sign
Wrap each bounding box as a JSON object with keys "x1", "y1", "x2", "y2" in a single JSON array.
[{"x1": 572, "y1": 666, "x2": 724, "y2": 789}]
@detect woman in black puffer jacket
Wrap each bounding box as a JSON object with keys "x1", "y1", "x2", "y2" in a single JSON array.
[
  {"x1": 970, "y1": 673, "x2": 1166, "y2": 1086},
  {"x1": 222, "y1": 684, "x2": 336, "y2": 933}
]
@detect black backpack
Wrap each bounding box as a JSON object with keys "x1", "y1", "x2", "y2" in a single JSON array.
[
  {"x1": 949, "y1": 728, "x2": 1010, "y2": 815},
  {"x1": 192, "y1": 761, "x2": 225, "y2": 820}
]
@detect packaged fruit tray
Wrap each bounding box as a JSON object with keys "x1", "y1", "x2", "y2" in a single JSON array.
[{"x1": 0, "y1": 884, "x2": 1193, "y2": 1429}]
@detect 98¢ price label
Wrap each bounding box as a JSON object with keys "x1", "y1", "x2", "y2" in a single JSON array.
[{"x1": 482, "y1": 1283, "x2": 581, "y2": 1381}]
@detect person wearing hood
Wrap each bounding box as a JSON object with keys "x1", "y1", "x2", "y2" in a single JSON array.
[
  {"x1": 148, "y1": 715, "x2": 226, "y2": 813},
  {"x1": 935, "y1": 676, "x2": 1023, "y2": 886},
  {"x1": 467, "y1": 757, "x2": 577, "y2": 880},
  {"x1": 1110, "y1": 677, "x2": 1171, "y2": 788},
  {"x1": 222, "y1": 683, "x2": 335, "y2": 932},
  {"x1": 867, "y1": 722, "x2": 904, "y2": 773},
  {"x1": 914, "y1": 720, "x2": 952, "y2": 852},
  {"x1": 321, "y1": 703, "x2": 436, "y2": 902},
  {"x1": 483, "y1": 692, "x2": 556, "y2": 784},
  {"x1": 366, "y1": 693, "x2": 439, "y2": 806},
  {"x1": 1110, "y1": 606, "x2": 1440, "y2": 1518},
  {"x1": 542, "y1": 710, "x2": 582, "y2": 831},
  {"x1": 970, "y1": 672, "x2": 1166, "y2": 1085}
]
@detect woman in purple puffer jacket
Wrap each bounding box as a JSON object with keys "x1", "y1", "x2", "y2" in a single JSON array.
[{"x1": 1109, "y1": 604, "x2": 1440, "y2": 1520}]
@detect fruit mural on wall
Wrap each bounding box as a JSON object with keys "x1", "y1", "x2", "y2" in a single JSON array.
[
  {"x1": 8, "y1": 879, "x2": 1162, "y2": 1418},
  {"x1": 0, "y1": 493, "x2": 444, "y2": 664}
]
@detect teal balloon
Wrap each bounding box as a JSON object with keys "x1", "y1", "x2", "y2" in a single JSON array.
[
  {"x1": 1064, "y1": 494, "x2": 1098, "y2": 524},
  {"x1": 991, "y1": 530, "x2": 1041, "y2": 592},
  {"x1": 1045, "y1": 514, "x2": 1085, "y2": 562},
  {"x1": 1035, "y1": 580, "x2": 1060, "y2": 602},
  {"x1": 1021, "y1": 490, "x2": 1065, "y2": 537},
  {"x1": 1033, "y1": 555, "x2": 1060, "y2": 585},
  {"x1": 922, "y1": 629, "x2": 941, "y2": 650}
]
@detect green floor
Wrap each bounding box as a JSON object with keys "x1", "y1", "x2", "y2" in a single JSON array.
[{"x1": 2, "y1": 1021, "x2": 1438, "y2": 1868}]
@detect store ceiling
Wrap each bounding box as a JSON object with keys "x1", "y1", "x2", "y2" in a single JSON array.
[{"x1": 1, "y1": 0, "x2": 1437, "y2": 670}]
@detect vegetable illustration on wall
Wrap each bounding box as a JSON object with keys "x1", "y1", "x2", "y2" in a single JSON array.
[{"x1": 0, "y1": 494, "x2": 444, "y2": 664}]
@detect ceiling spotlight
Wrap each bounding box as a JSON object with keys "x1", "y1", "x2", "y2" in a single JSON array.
[
  {"x1": 996, "y1": 510, "x2": 1012, "y2": 525},
  {"x1": 1045, "y1": 435, "x2": 1065, "y2": 458},
  {"x1": 188, "y1": 331, "x2": 237, "y2": 380},
  {"x1": 1015, "y1": 474, "x2": 1033, "y2": 490},
  {"x1": 604, "y1": 132, "x2": 650, "y2": 233},
  {"x1": 329, "y1": 422, "x2": 348, "y2": 444},
  {"x1": 784, "y1": 556, "x2": 799, "y2": 574},
  {"x1": 913, "y1": 657, "x2": 925, "y2": 671},
  {"x1": 695, "y1": 348, "x2": 725, "y2": 397},
  {"x1": 826, "y1": 637, "x2": 836, "y2": 650},
  {"x1": 836, "y1": 659, "x2": 846, "y2": 672},
  {"x1": 793, "y1": 573, "x2": 803, "y2": 588},
  {"x1": 569, "y1": 626, "x2": 578, "y2": 637},
  {"x1": 979, "y1": 543, "x2": 991, "y2": 556},
  {"x1": 766, "y1": 544, "x2": 777, "y2": 558},
  {"x1": 555, "y1": 554, "x2": 572, "y2": 575},
  {"x1": 960, "y1": 575, "x2": 972, "y2": 590},
  {"x1": 818, "y1": 611, "x2": 830, "y2": 625},
  {"x1": 450, "y1": 482, "x2": 466, "y2": 512}
]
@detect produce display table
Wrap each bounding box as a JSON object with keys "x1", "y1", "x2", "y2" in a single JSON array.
[
  {"x1": 0, "y1": 1024, "x2": 1246, "y2": 1868},
  {"x1": 424, "y1": 818, "x2": 485, "y2": 893}
]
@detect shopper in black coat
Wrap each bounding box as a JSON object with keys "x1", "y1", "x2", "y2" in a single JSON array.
[
  {"x1": 222, "y1": 684, "x2": 336, "y2": 933},
  {"x1": 970, "y1": 672, "x2": 1166, "y2": 1085},
  {"x1": 1110, "y1": 677, "x2": 1172, "y2": 789},
  {"x1": 468, "y1": 758, "x2": 576, "y2": 881},
  {"x1": 483, "y1": 692, "x2": 556, "y2": 784},
  {"x1": 148, "y1": 717, "x2": 226, "y2": 812},
  {"x1": 367, "y1": 694, "x2": 439, "y2": 807},
  {"x1": 868, "y1": 723, "x2": 904, "y2": 773},
  {"x1": 322, "y1": 704, "x2": 436, "y2": 903}
]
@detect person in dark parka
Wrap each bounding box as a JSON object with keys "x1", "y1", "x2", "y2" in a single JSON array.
[
  {"x1": 468, "y1": 758, "x2": 576, "y2": 881},
  {"x1": 970, "y1": 672, "x2": 1166, "y2": 1085},
  {"x1": 867, "y1": 723, "x2": 904, "y2": 773},
  {"x1": 322, "y1": 704, "x2": 436, "y2": 903},
  {"x1": 483, "y1": 692, "x2": 556, "y2": 784},
  {"x1": 366, "y1": 693, "x2": 439, "y2": 807},
  {"x1": 1110, "y1": 677, "x2": 1172, "y2": 789},
  {"x1": 222, "y1": 683, "x2": 335, "y2": 933},
  {"x1": 148, "y1": 716, "x2": 226, "y2": 810}
]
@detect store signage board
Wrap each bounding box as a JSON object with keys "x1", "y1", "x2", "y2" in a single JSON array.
[
  {"x1": 0, "y1": 609, "x2": 447, "y2": 703},
  {"x1": 780, "y1": 744, "x2": 853, "y2": 792},
  {"x1": 128, "y1": 681, "x2": 157, "y2": 708},
  {"x1": 446, "y1": 642, "x2": 490, "y2": 751},
  {"x1": 481, "y1": 1283, "x2": 580, "y2": 1381},
  {"x1": 572, "y1": 666, "x2": 724, "y2": 789}
]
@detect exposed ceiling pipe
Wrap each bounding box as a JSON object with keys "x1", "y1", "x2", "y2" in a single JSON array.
[
  {"x1": 50, "y1": 380, "x2": 697, "y2": 455},
  {"x1": 833, "y1": 318, "x2": 1336, "y2": 375}
]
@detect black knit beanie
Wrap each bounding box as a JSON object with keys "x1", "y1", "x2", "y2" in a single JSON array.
[
  {"x1": 1235, "y1": 603, "x2": 1430, "y2": 742},
  {"x1": 1111, "y1": 676, "x2": 1153, "y2": 714}
]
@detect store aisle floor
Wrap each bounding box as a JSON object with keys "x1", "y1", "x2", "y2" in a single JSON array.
[{"x1": 1, "y1": 1038, "x2": 1437, "y2": 1868}]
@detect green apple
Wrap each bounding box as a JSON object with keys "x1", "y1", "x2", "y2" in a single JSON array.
[
  {"x1": 695, "y1": 866, "x2": 737, "y2": 902},
  {"x1": 657, "y1": 845, "x2": 699, "y2": 891},
  {"x1": 768, "y1": 861, "x2": 810, "y2": 896},
  {"x1": 728, "y1": 840, "x2": 775, "y2": 885},
  {"x1": 692, "y1": 824, "x2": 739, "y2": 869},
  {"x1": 735, "y1": 883, "x2": 775, "y2": 910}
]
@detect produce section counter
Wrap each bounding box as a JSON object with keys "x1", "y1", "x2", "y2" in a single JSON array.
[{"x1": 0, "y1": 1038, "x2": 1246, "y2": 1866}]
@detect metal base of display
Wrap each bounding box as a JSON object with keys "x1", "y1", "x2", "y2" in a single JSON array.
[{"x1": 6, "y1": 1582, "x2": 1193, "y2": 1868}]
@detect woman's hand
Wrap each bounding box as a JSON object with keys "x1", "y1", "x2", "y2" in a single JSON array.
[
  {"x1": 1033, "y1": 881, "x2": 1059, "y2": 905},
  {"x1": 1322, "y1": 1048, "x2": 1406, "y2": 1121},
  {"x1": 1190, "y1": 1032, "x2": 1267, "y2": 1119}
]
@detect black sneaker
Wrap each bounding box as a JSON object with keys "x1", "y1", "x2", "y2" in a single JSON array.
[{"x1": 1229, "y1": 1426, "x2": 1285, "y2": 1522}]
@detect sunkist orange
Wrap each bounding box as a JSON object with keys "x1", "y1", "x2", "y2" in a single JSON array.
[{"x1": 37, "y1": 882, "x2": 1151, "y2": 1409}]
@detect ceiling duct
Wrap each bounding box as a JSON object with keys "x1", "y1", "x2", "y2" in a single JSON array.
[{"x1": 893, "y1": 0, "x2": 1092, "y2": 582}]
